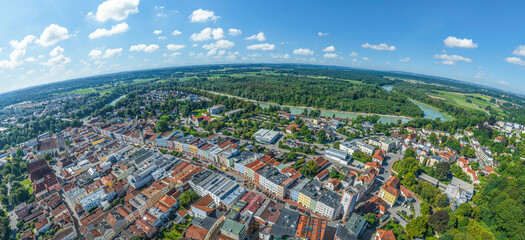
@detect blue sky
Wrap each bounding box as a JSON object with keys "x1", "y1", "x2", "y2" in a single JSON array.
[{"x1": 1, "y1": 0, "x2": 525, "y2": 94}]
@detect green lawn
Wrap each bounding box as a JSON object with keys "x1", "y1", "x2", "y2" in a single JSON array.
[
  {"x1": 428, "y1": 90, "x2": 502, "y2": 113},
  {"x1": 160, "y1": 217, "x2": 192, "y2": 240},
  {"x1": 21, "y1": 179, "x2": 33, "y2": 194},
  {"x1": 193, "y1": 109, "x2": 208, "y2": 117},
  {"x1": 63, "y1": 87, "x2": 96, "y2": 95}
]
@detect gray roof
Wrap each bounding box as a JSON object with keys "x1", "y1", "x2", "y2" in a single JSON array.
[
  {"x1": 269, "y1": 208, "x2": 301, "y2": 238},
  {"x1": 318, "y1": 190, "x2": 342, "y2": 209},
  {"x1": 335, "y1": 223, "x2": 358, "y2": 240},
  {"x1": 345, "y1": 213, "x2": 367, "y2": 236}
]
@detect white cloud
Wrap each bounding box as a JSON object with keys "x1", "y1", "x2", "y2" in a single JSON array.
[
  {"x1": 89, "y1": 48, "x2": 123, "y2": 59},
  {"x1": 164, "y1": 52, "x2": 181, "y2": 58},
  {"x1": 89, "y1": 49, "x2": 103, "y2": 59},
  {"x1": 361, "y1": 43, "x2": 396, "y2": 51},
  {"x1": 318, "y1": 32, "x2": 328, "y2": 36},
  {"x1": 434, "y1": 53, "x2": 472, "y2": 65},
  {"x1": 322, "y1": 46, "x2": 335, "y2": 52},
  {"x1": 189, "y1": 9, "x2": 220, "y2": 23},
  {"x1": 444, "y1": 36, "x2": 477, "y2": 48},
  {"x1": 229, "y1": 29, "x2": 242, "y2": 36},
  {"x1": 249, "y1": 53, "x2": 261, "y2": 58},
  {"x1": 167, "y1": 44, "x2": 185, "y2": 51},
  {"x1": 130, "y1": 44, "x2": 159, "y2": 52},
  {"x1": 246, "y1": 43, "x2": 275, "y2": 51},
  {"x1": 0, "y1": 49, "x2": 27, "y2": 69},
  {"x1": 270, "y1": 53, "x2": 290, "y2": 60},
  {"x1": 293, "y1": 48, "x2": 314, "y2": 56},
  {"x1": 245, "y1": 32, "x2": 265, "y2": 41},
  {"x1": 225, "y1": 51, "x2": 240, "y2": 61},
  {"x1": 36, "y1": 24, "x2": 70, "y2": 47},
  {"x1": 49, "y1": 46, "x2": 64, "y2": 57},
  {"x1": 1, "y1": 35, "x2": 37, "y2": 69},
  {"x1": 89, "y1": 22, "x2": 129, "y2": 39},
  {"x1": 10, "y1": 35, "x2": 36, "y2": 49},
  {"x1": 94, "y1": 0, "x2": 139, "y2": 22},
  {"x1": 350, "y1": 52, "x2": 358, "y2": 57},
  {"x1": 190, "y1": 27, "x2": 224, "y2": 42},
  {"x1": 512, "y1": 45, "x2": 525, "y2": 57},
  {"x1": 475, "y1": 66, "x2": 486, "y2": 79},
  {"x1": 171, "y1": 30, "x2": 181, "y2": 36},
  {"x1": 158, "y1": 36, "x2": 167, "y2": 40},
  {"x1": 362, "y1": 57, "x2": 370, "y2": 61},
  {"x1": 212, "y1": 28, "x2": 225, "y2": 40},
  {"x1": 25, "y1": 57, "x2": 36, "y2": 62},
  {"x1": 323, "y1": 53, "x2": 338, "y2": 58},
  {"x1": 400, "y1": 57, "x2": 410, "y2": 62},
  {"x1": 153, "y1": 30, "x2": 162, "y2": 35},
  {"x1": 41, "y1": 54, "x2": 71, "y2": 68},
  {"x1": 203, "y1": 40, "x2": 234, "y2": 56},
  {"x1": 202, "y1": 40, "x2": 234, "y2": 50},
  {"x1": 505, "y1": 57, "x2": 525, "y2": 66},
  {"x1": 103, "y1": 48, "x2": 122, "y2": 58}
]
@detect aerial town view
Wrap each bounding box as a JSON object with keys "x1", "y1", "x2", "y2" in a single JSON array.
[{"x1": 0, "y1": 1, "x2": 524, "y2": 240}]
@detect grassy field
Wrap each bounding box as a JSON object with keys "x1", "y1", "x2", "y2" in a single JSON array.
[
  {"x1": 21, "y1": 179, "x2": 33, "y2": 194},
  {"x1": 63, "y1": 87, "x2": 96, "y2": 95},
  {"x1": 161, "y1": 217, "x2": 192, "y2": 240},
  {"x1": 339, "y1": 78, "x2": 370, "y2": 85},
  {"x1": 427, "y1": 90, "x2": 502, "y2": 113},
  {"x1": 193, "y1": 109, "x2": 208, "y2": 117}
]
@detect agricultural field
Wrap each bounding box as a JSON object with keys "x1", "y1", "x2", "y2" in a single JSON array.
[
  {"x1": 427, "y1": 90, "x2": 502, "y2": 114},
  {"x1": 63, "y1": 87, "x2": 96, "y2": 95}
]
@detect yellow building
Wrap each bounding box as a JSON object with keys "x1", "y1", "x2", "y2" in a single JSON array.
[
  {"x1": 298, "y1": 192, "x2": 311, "y2": 208},
  {"x1": 378, "y1": 176, "x2": 400, "y2": 207}
]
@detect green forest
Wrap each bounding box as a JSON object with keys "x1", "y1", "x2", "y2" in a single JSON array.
[{"x1": 179, "y1": 74, "x2": 425, "y2": 117}]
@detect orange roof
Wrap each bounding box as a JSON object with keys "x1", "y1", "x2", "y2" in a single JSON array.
[
  {"x1": 399, "y1": 185, "x2": 412, "y2": 198},
  {"x1": 286, "y1": 124, "x2": 301, "y2": 131},
  {"x1": 185, "y1": 225, "x2": 208, "y2": 240},
  {"x1": 328, "y1": 178, "x2": 340, "y2": 186},
  {"x1": 377, "y1": 229, "x2": 396, "y2": 240},
  {"x1": 261, "y1": 155, "x2": 279, "y2": 166},
  {"x1": 246, "y1": 159, "x2": 266, "y2": 172},
  {"x1": 366, "y1": 161, "x2": 381, "y2": 169},
  {"x1": 295, "y1": 215, "x2": 327, "y2": 240},
  {"x1": 381, "y1": 176, "x2": 400, "y2": 197},
  {"x1": 315, "y1": 169, "x2": 330, "y2": 179},
  {"x1": 313, "y1": 156, "x2": 329, "y2": 168},
  {"x1": 373, "y1": 149, "x2": 386, "y2": 161},
  {"x1": 160, "y1": 195, "x2": 177, "y2": 208},
  {"x1": 280, "y1": 167, "x2": 302, "y2": 180}
]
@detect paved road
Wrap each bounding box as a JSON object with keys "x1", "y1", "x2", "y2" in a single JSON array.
[
  {"x1": 413, "y1": 200, "x2": 421, "y2": 217},
  {"x1": 387, "y1": 206, "x2": 411, "y2": 227}
]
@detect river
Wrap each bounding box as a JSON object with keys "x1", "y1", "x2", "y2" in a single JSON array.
[
  {"x1": 381, "y1": 85, "x2": 453, "y2": 121},
  {"x1": 408, "y1": 99, "x2": 453, "y2": 121},
  {"x1": 209, "y1": 90, "x2": 452, "y2": 123}
]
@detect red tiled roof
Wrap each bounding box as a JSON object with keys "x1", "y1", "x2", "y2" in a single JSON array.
[{"x1": 377, "y1": 229, "x2": 396, "y2": 240}]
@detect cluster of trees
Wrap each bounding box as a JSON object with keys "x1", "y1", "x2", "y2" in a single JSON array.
[
  {"x1": 0, "y1": 116, "x2": 82, "y2": 150},
  {"x1": 394, "y1": 147, "x2": 524, "y2": 239},
  {"x1": 0, "y1": 211, "x2": 9, "y2": 240},
  {"x1": 181, "y1": 74, "x2": 424, "y2": 117},
  {"x1": 178, "y1": 190, "x2": 199, "y2": 207}
]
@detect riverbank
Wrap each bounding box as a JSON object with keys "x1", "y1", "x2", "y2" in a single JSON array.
[
  {"x1": 408, "y1": 99, "x2": 454, "y2": 121},
  {"x1": 205, "y1": 90, "x2": 414, "y2": 124}
]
